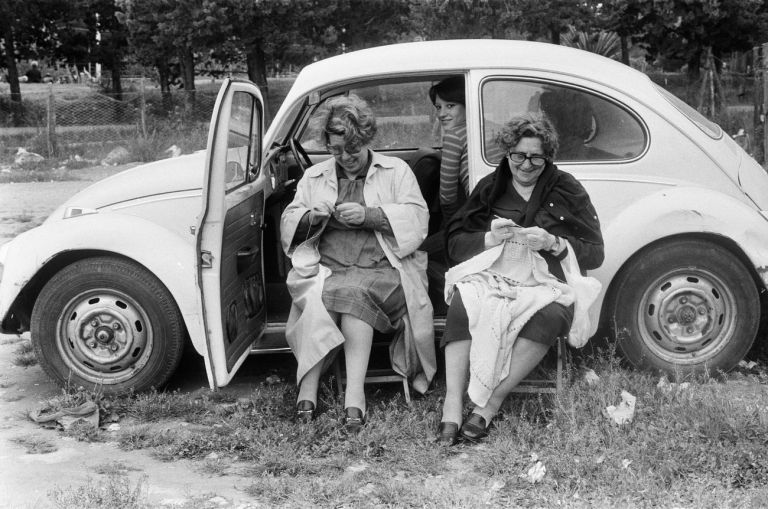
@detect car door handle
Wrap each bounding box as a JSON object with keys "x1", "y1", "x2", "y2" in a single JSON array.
[{"x1": 237, "y1": 246, "x2": 260, "y2": 273}]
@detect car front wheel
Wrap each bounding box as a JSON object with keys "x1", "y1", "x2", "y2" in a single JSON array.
[
  {"x1": 610, "y1": 239, "x2": 759, "y2": 376},
  {"x1": 31, "y1": 257, "x2": 185, "y2": 394}
]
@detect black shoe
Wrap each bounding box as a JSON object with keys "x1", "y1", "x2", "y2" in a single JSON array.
[
  {"x1": 460, "y1": 413, "x2": 491, "y2": 442},
  {"x1": 436, "y1": 421, "x2": 460, "y2": 446},
  {"x1": 343, "y1": 407, "x2": 366, "y2": 433},
  {"x1": 296, "y1": 400, "x2": 315, "y2": 423}
]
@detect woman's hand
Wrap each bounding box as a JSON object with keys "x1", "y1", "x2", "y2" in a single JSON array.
[
  {"x1": 310, "y1": 200, "x2": 335, "y2": 225},
  {"x1": 487, "y1": 217, "x2": 519, "y2": 246},
  {"x1": 519, "y1": 226, "x2": 556, "y2": 251},
  {"x1": 335, "y1": 202, "x2": 366, "y2": 226}
]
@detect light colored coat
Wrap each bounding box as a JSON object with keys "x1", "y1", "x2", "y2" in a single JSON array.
[{"x1": 280, "y1": 152, "x2": 436, "y2": 393}]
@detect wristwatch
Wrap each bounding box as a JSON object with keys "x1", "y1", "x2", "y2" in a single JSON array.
[{"x1": 549, "y1": 235, "x2": 563, "y2": 253}]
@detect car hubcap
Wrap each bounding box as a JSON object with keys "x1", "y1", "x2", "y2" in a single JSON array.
[
  {"x1": 57, "y1": 288, "x2": 153, "y2": 384},
  {"x1": 638, "y1": 268, "x2": 735, "y2": 364}
]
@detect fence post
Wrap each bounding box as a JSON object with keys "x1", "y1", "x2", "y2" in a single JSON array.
[
  {"x1": 763, "y1": 43, "x2": 768, "y2": 165},
  {"x1": 140, "y1": 77, "x2": 147, "y2": 139},
  {"x1": 46, "y1": 84, "x2": 58, "y2": 157},
  {"x1": 753, "y1": 46, "x2": 764, "y2": 164}
]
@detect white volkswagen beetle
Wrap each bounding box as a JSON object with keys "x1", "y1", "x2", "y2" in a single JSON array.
[{"x1": 2, "y1": 40, "x2": 767, "y2": 394}]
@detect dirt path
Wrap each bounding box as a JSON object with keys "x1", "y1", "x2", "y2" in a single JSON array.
[
  {"x1": 0, "y1": 167, "x2": 270, "y2": 508},
  {"x1": 0, "y1": 336, "x2": 275, "y2": 508}
]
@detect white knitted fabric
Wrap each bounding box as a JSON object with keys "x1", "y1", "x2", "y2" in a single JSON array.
[{"x1": 448, "y1": 239, "x2": 574, "y2": 407}]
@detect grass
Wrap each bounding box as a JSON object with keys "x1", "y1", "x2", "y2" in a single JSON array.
[
  {"x1": 49, "y1": 474, "x2": 149, "y2": 509},
  {"x1": 25, "y1": 348, "x2": 761, "y2": 507},
  {"x1": 12, "y1": 339, "x2": 38, "y2": 367},
  {"x1": 11, "y1": 434, "x2": 58, "y2": 454}
]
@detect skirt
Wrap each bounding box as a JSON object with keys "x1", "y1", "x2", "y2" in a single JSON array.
[
  {"x1": 322, "y1": 265, "x2": 406, "y2": 333},
  {"x1": 440, "y1": 290, "x2": 573, "y2": 348}
]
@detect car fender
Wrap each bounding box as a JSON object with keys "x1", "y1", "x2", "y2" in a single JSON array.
[
  {"x1": 591, "y1": 186, "x2": 768, "y2": 329},
  {"x1": 0, "y1": 213, "x2": 207, "y2": 356}
]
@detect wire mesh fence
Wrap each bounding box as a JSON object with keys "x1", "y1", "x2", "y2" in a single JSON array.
[{"x1": 0, "y1": 83, "x2": 218, "y2": 166}]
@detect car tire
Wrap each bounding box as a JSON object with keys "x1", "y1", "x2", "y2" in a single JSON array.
[
  {"x1": 31, "y1": 257, "x2": 185, "y2": 394},
  {"x1": 610, "y1": 239, "x2": 758, "y2": 377}
]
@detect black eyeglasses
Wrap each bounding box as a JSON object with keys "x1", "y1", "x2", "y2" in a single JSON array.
[
  {"x1": 507, "y1": 152, "x2": 547, "y2": 167},
  {"x1": 326, "y1": 143, "x2": 364, "y2": 156}
]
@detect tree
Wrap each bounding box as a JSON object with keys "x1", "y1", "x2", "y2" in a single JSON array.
[
  {"x1": 198, "y1": 0, "x2": 340, "y2": 121},
  {"x1": 0, "y1": 0, "x2": 71, "y2": 122},
  {"x1": 406, "y1": 0, "x2": 522, "y2": 41},
  {"x1": 118, "y1": 0, "x2": 210, "y2": 112},
  {"x1": 515, "y1": 0, "x2": 592, "y2": 44},
  {"x1": 598, "y1": 0, "x2": 763, "y2": 79}
]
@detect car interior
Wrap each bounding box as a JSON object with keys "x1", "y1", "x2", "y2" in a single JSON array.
[{"x1": 254, "y1": 74, "x2": 648, "y2": 350}]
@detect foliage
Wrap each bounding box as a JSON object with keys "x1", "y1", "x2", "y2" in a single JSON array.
[
  {"x1": 561, "y1": 26, "x2": 621, "y2": 59},
  {"x1": 406, "y1": 0, "x2": 522, "y2": 40},
  {"x1": 50, "y1": 474, "x2": 149, "y2": 509},
  {"x1": 597, "y1": 0, "x2": 766, "y2": 78}
]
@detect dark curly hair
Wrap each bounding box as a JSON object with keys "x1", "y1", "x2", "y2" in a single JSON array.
[{"x1": 494, "y1": 113, "x2": 559, "y2": 159}]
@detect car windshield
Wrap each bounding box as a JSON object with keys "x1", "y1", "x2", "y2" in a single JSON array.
[{"x1": 655, "y1": 85, "x2": 722, "y2": 139}]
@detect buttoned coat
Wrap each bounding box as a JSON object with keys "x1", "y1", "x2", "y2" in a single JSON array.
[{"x1": 280, "y1": 152, "x2": 436, "y2": 393}]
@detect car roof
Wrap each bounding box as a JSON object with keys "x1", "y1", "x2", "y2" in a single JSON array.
[{"x1": 289, "y1": 39, "x2": 651, "y2": 97}]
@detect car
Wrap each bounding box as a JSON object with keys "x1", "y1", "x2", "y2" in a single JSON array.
[{"x1": 2, "y1": 39, "x2": 768, "y2": 394}]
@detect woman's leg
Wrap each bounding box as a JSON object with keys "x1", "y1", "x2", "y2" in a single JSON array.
[
  {"x1": 441, "y1": 339, "x2": 470, "y2": 424},
  {"x1": 296, "y1": 311, "x2": 340, "y2": 406},
  {"x1": 471, "y1": 337, "x2": 549, "y2": 423},
  {"x1": 297, "y1": 361, "x2": 323, "y2": 405},
  {"x1": 340, "y1": 314, "x2": 374, "y2": 412}
]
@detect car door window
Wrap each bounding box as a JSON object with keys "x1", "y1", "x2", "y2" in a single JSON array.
[
  {"x1": 299, "y1": 80, "x2": 442, "y2": 152},
  {"x1": 225, "y1": 91, "x2": 260, "y2": 191},
  {"x1": 481, "y1": 79, "x2": 647, "y2": 164}
]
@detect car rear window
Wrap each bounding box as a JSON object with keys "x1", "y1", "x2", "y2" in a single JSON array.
[
  {"x1": 655, "y1": 85, "x2": 723, "y2": 139},
  {"x1": 481, "y1": 79, "x2": 647, "y2": 164}
]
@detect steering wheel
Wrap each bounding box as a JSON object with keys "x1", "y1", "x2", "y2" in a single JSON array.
[{"x1": 289, "y1": 137, "x2": 313, "y2": 172}]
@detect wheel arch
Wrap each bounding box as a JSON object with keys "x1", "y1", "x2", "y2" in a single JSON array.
[
  {"x1": 598, "y1": 232, "x2": 767, "y2": 344},
  {"x1": 1, "y1": 215, "x2": 208, "y2": 358}
]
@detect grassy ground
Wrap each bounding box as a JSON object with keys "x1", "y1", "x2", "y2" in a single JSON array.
[{"x1": 37, "y1": 347, "x2": 768, "y2": 508}]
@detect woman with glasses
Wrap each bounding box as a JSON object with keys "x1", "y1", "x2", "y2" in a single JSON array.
[
  {"x1": 436, "y1": 113, "x2": 604, "y2": 445},
  {"x1": 280, "y1": 95, "x2": 435, "y2": 432}
]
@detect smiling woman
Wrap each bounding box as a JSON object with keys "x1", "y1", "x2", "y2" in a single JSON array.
[
  {"x1": 437, "y1": 112, "x2": 604, "y2": 445},
  {"x1": 280, "y1": 94, "x2": 435, "y2": 432}
]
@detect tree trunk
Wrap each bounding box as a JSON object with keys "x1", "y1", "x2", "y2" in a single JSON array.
[
  {"x1": 110, "y1": 56, "x2": 123, "y2": 100},
  {"x1": 180, "y1": 47, "x2": 196, "y2": 115},
  {"x1": 0, "y1": 8, "x2": 23, "y2": 125},
  {"x1": 549, "y1": 26, "x2": 561, "y2": 45},
  {"x1": 620, "y1": 36, "x2": 629, "y2": 66},
  {"x1": 156, "y1": 57, "x2": 172, "y2": 115},
  {"x1": 246, "y1": 43, "x2": 271, "y2": 123}
]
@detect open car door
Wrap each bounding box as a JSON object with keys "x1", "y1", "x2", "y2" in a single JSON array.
[{"x1": 197, "y1": 79, "x2": 266, "y2": 389}]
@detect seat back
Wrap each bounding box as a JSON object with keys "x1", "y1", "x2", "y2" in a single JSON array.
[{"x1": 409, "y1": 147, "x2": 442, "y2": 236}]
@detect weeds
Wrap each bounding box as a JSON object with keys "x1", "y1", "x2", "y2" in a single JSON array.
[
  {"x1": 12, "y1": 339, "x2": 37, "y2": 367},
  {"x1": 49, "y1": 474, "x2": 149, "y2": 509},
  {"x1": 11, "y1": 434, "x2": 58, "y2": 454}
]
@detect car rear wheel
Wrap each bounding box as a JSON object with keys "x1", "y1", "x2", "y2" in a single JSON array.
[
  {"x1": 31, "y1": 257, "x2": 185, "y2": 394},
  {"x1": 610, "y1": 240, "x2": 758, "y2": 376}
]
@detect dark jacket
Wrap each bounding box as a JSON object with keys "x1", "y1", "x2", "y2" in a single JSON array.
[{"x1": 445, "y1": 158, "x2": 604, "y2": 272}]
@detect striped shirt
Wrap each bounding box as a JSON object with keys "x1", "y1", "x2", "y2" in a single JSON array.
[{"x1": 439, "y1": 125, "x2": 469, "y2": 220}]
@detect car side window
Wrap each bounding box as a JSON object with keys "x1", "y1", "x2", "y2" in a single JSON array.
[
  {"x1": 481, "y1": 79, "x2": 646, "y2": 165},
  {"x1": 299, "y1": 81, "x2": 441, "y2": 151},
  {"x1": 225, "y1": 91, "x2": 261, "y2": 191}
]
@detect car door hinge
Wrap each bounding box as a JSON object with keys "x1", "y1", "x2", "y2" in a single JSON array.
[{"x1": 200, "y1": 250, "x2": 213, "y2": 268}]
